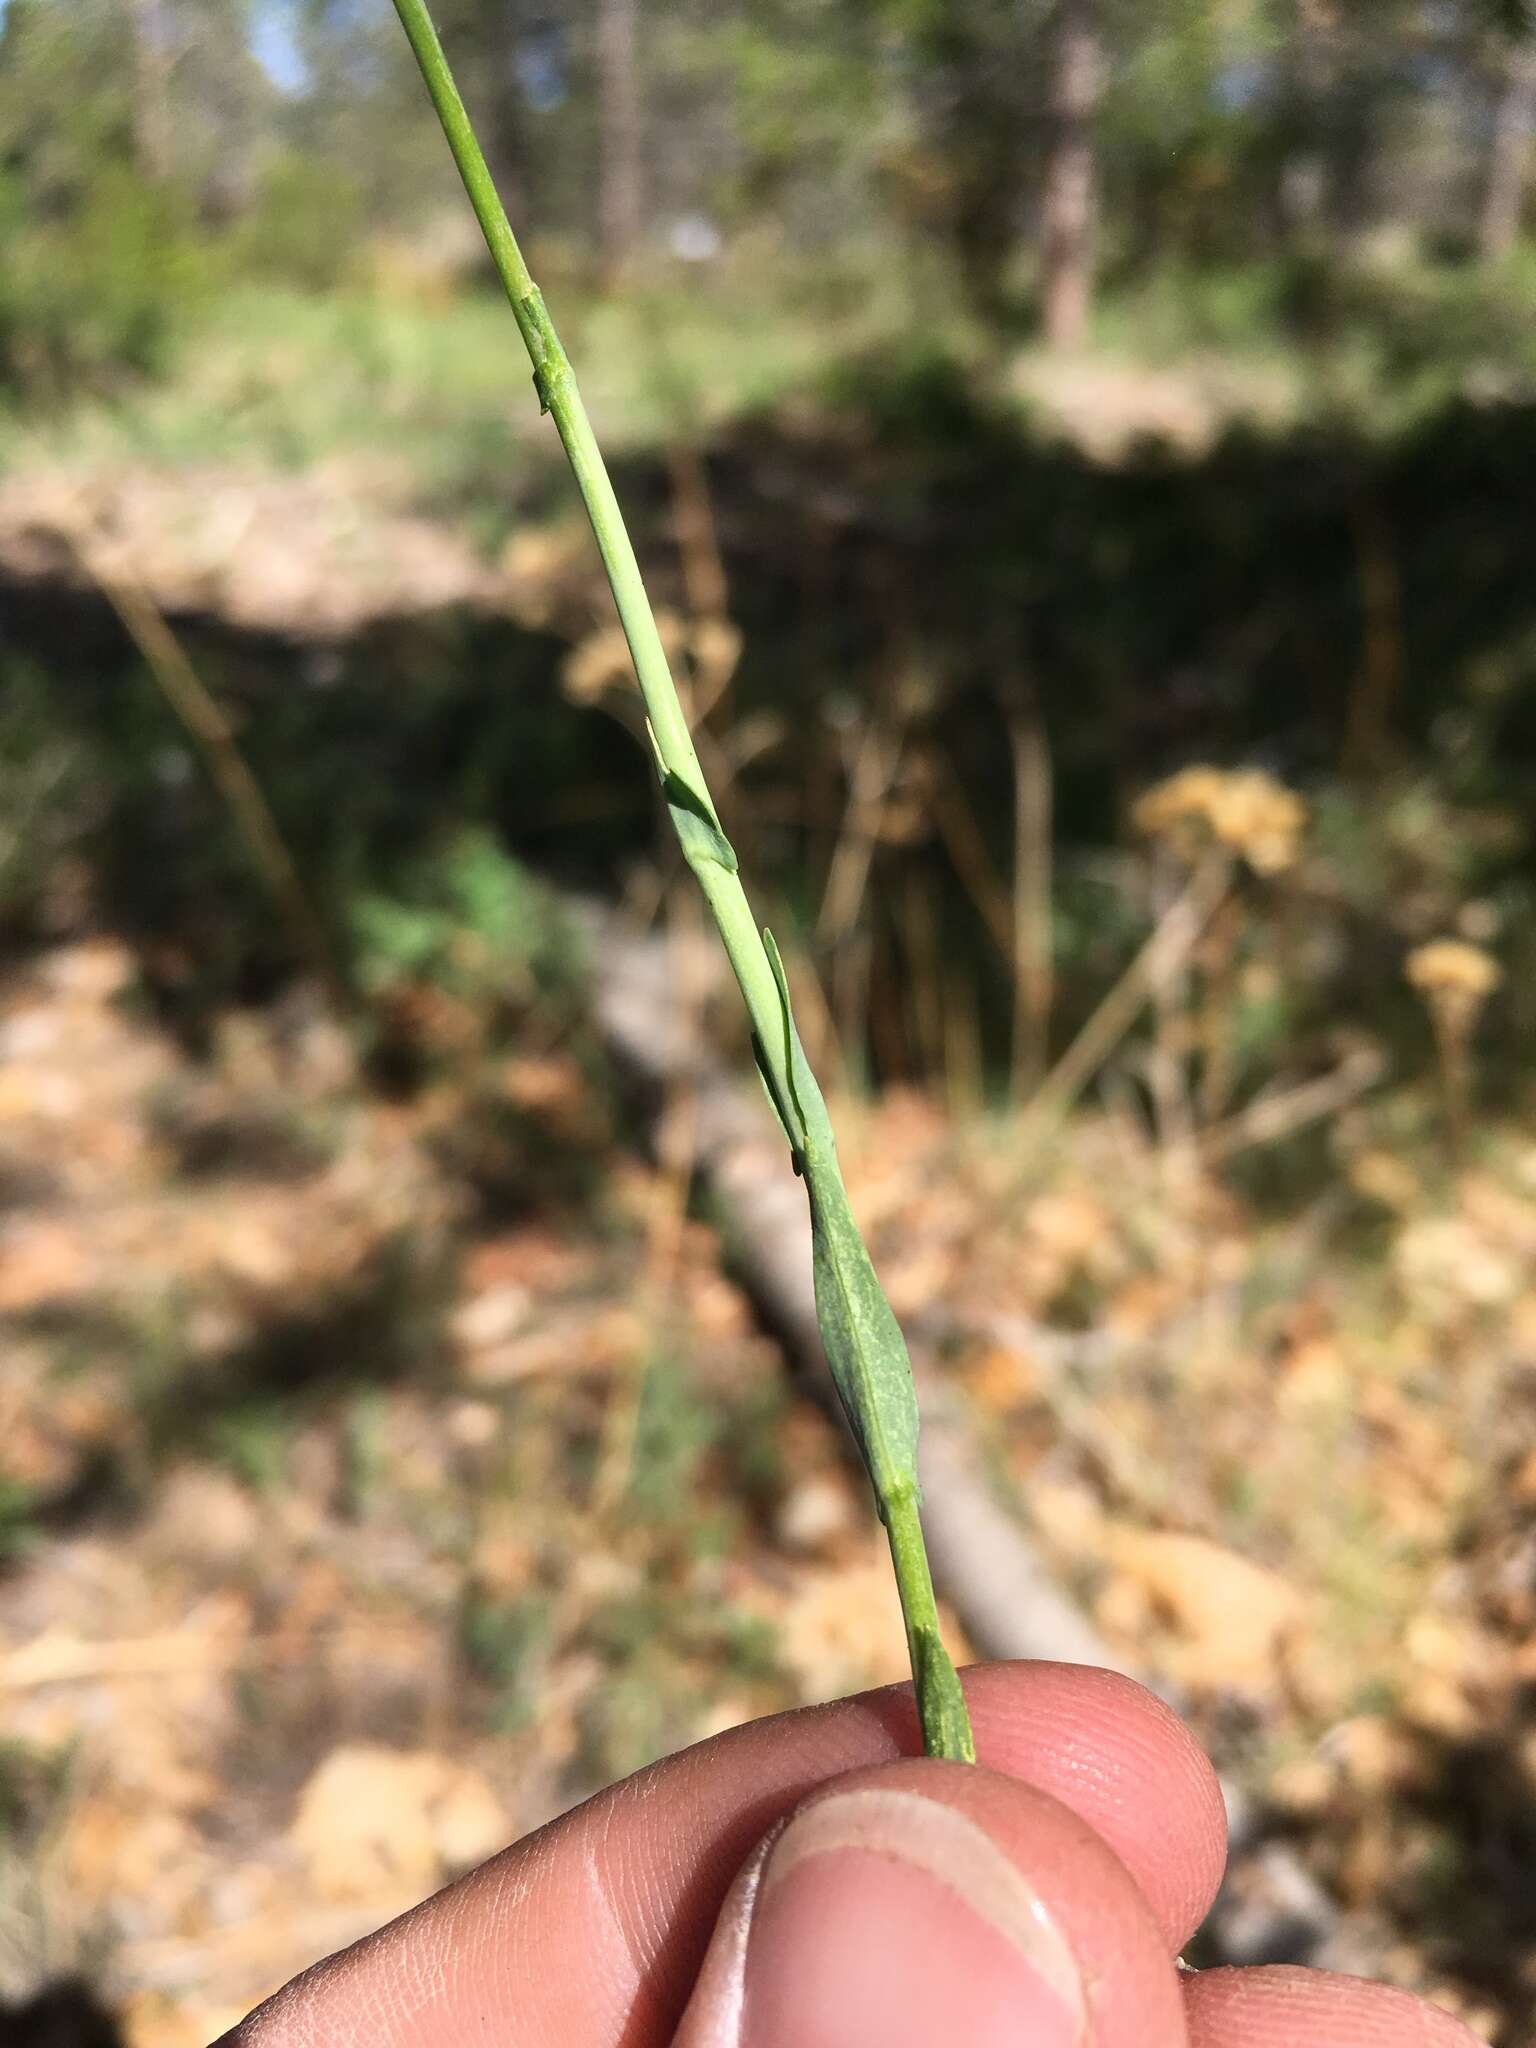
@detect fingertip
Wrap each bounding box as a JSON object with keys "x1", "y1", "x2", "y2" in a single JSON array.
[
  {"x1": 960, "y1": 1661, "x2": 1229, "y2": 1947},
  {"x1": 677, "y1": 1756, "x2": 1189, "y2": 2048},
  {"x1": 1183, "y1": 1965, "x2": 1489, "y2": 2046}
]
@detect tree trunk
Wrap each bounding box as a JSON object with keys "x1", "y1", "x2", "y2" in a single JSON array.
[
  {"x1": 1039, "y1": 0, "x2": 1104, "y2": 351},
  {"x1": 1278, "y1": 0, "x2": 1337, "y2": 242},
  {"x1": 1480, "y1": 40, "x2": 1536, "y2": 264},
  {"x1": 1006, "y1": 677, "x2": 1053, "y2": 1100},
  {"x1": 127, "y1": 0, "x2": 174, "y2": 183},
  {"x1": 597, "y1": 0, "x2": 644, "y2": 281},
  {"x1": 469, "y1": 0, "x2": 530, "y2": 232}
]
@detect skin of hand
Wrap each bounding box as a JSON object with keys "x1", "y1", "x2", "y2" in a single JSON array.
[{"x1": 216, "y1": 1662, "x2": 1482, "y2": 2048}]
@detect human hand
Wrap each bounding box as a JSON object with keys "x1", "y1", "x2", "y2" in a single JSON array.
[{"x1": 219, "y1": 1662, "x2": 1479, "y2": 2047}]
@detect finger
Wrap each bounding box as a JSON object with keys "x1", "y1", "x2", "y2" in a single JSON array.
[
  {"x1": 1183, "y1": 1965, "x2": 1487, "y2": 2047},
  {"x1": 220, "y1": 1662, "x2": 1224, "y2": 2048},
  {"x1": 674, "y1": 1757, "x2": 1188, "y2": 2048},
  {"x1": 960, "y1": 1660, "x2": 1226, "y2": 1946}
]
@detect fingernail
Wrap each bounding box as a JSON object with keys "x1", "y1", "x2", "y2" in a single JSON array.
[{"x1": 675, "y1": 1787, "x2": 1086, "y2": 2048}]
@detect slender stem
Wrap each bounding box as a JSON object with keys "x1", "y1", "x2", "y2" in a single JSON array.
[
  {"x1": 75, "y1": 534, "x2": 348, "y2": 1015},
  {"x1": 886, "y1": 1487, "x2": 951, "y2": 1711},
  {"x1": 393, "y1": 0, "x2": 774, "y2": 1036},
  {"x1": 392, "y1": 0, "x2": 972, "y2": 1763}
]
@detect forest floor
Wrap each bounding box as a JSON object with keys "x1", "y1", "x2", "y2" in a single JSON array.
[{"x1": 3, "y1": 927, "x2": 1534, "y2": 2045}]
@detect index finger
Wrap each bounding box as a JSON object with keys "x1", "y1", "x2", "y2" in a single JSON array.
[
  {"x1": 222, "y1": 1661, "x2": 1226, "y2": 2048},
  {"x1": 1185, "y1": 1966, "x2": 1487, "y2": 2046}
]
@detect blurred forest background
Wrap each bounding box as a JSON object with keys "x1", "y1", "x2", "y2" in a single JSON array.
[{"x1": 2, "y1": 0, "x2": 1536, "y2": 2041}]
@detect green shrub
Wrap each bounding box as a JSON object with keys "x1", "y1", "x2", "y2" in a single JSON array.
[
  {"x1": 231, "y1": 154, "x2": 368, "y2": 293},
  {"x1": 0, "y1": 164, "x2": 209, "y2": 399},
  {"x1": 349, "y1": 828, "x2": 583, "y2": 1020}
]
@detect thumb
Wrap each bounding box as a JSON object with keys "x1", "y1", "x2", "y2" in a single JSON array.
[{"x1": 672, "y1": 1757, "x2": 1188, "y2": 2048}]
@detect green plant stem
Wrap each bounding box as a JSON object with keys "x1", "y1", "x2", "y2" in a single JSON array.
[
  {"x1": 392, "y1": 0, "x2": 972, "y2": 1764},
  {"x1": 885, "y1": 1484, "x2": 950, "y2": 1708}
]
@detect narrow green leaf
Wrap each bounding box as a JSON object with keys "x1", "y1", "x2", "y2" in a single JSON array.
[
  {"x1": 806, "y1": 1165, "x2": 922, "y2": 1510},
  {"x1": 644, "y1": 721, "x2": 738, "y2": 875},
  {"x1": 915, "y1": 1625, "x2": 976, "y2": 1763},
  {"x1": 761, "y1": 928, "x2": 808, "y2": 1139},
  {"x1": 762, "y1": 927, "x2": 920, "y2": 1508},
  {"x1": 751, "y1": 1029, "x2": 803, "y2": 1171},
  {"x1": 659, "y1": 764, "x2": 739, "y2": 876}
]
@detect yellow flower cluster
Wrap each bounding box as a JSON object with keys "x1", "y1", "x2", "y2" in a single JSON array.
[
  {"x1": 1405, "y1": 940, "x2": 1502, "y2": 1032},
  {"x1": 1133, "y1": 766, "x2": 1307, "y2": 876}
]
